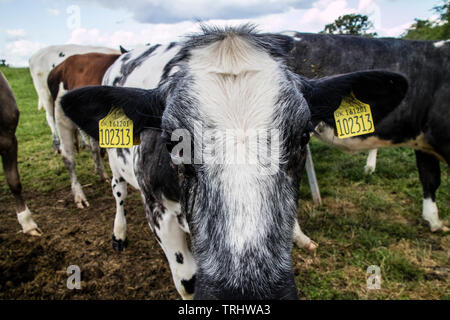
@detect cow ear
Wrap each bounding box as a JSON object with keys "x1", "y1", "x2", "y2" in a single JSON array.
[
  {"x1": 61, "y1": 85, "x2": 164, "y2": 141},
  {"x1": 305, "y1": 70, "x2": 408, "y2": 127}
]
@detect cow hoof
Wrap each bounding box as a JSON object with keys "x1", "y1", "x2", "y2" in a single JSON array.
[
  {"x1": 27, "y1": 228, "x2": 43, "y2": 237},
  {"x1": 432, "y1": 225, "x2": 449, "y2": 233},
  {"x1": 112, "y1": 235, "x2": 128, "y2": 251},
  {"x1": 75, "y1": 199, "x2": 89, "y2": 209},
  {"x1": 305, "y1": 240, "x2": 318, "y2": 252},
  {"x1": 53, "y1": 142, "x2": 61, "y2": 154},
  {"x1": 100, "y1": 173, "x2": 110, "y2": 183},
  {"x1": 364, "y1": 165, "x2": 375, "y2": 175},
  {"x1": 74, "y1": 193, "x2": 89, "y2": 209}
]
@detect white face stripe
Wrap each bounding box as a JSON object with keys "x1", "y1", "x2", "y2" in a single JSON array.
[{"x1": 188, "y1": 36, "x2": 285, "y2": 271}]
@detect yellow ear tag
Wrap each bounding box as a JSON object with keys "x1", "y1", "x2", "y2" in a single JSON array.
[
  {"x1": 334, "y1": 92, "x2": 375, "y2": 139},
  {"x1": 99, "y1": 107, "x2": 137, "y2": 148}
]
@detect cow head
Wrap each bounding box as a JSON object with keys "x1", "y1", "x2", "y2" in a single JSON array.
[{"x1": 61, "y1": 25, "x2": 407, "y2": 300}]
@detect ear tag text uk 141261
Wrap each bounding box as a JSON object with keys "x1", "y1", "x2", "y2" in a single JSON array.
[
  {"x1": 99, "y1": 107, "x2": 138, "y2": 148},
  {"x1": 334, "y1": 92, "x2": 375, "y2": 139}
]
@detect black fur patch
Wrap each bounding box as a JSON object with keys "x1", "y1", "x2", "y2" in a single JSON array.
[
  {"x1": 116, "y1": 148, "x2": 127, "y2": 165},
  {"x1": 166, "y1": 42, "x2": 178, "y2": 51},
  {"x1": 154, "y1": 232, "x2": 161, "y2": 243},
  {"x1": 112, "y1": 235, "x2": 128, "y2": 251},
  {"x1": 113, "y1": 44, "x2": 161, "y2": 87},
  {"x1": 181, "y1": 275, "x2": 196, "y2": 295},
  {"x1": 175, "y1": 252, "x2": 184, "y2": 264}
]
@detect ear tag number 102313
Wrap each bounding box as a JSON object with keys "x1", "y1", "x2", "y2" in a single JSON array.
[
  {"x1": 99, "y1": 107, "x2": 135, "y2": 148},
  {"x1": 334, "y1": 93, "x2": 375, "y2": 139}
]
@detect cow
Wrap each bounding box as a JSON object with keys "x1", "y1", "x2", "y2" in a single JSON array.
[
  {"x1": 46, "y1": 52, "x2": 121, "y2": 208},
  {"x1": 0, "y1": 71, "x2": 41, "y2": 236},
  {"x1": 29, "y1": 45, "x2": 120, "y2": 153},
  {"x1": 61, "y1": 25, "x2": 407, "y2": 299},
  {"x1": 284, "y1": 31, "x2": 450, "y2": 232},
  {"x1": 103, "y1": 42, "x2": 319, "y2": 253}
]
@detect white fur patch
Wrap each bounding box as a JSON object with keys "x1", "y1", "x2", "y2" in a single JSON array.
[
  {"x1": 422, "y1": 198, "x2": 443, "y2": 231},
  {"x1": 434, "y1": 40, "x2": 450, "y2": 48},
  {"x1": 315, "y1": 123, "x2": 445, "y2": 161},
  {"x1": 160, "y1": 196, "x2": 196, "y2": 300},
  {"x1": 189, "y1": 35, "x2": 282, "y2": 257},
  {"x1": 17, "y1": 207, "x2": 38, "y2": 234},
  {"x1": 280, "y1": 31, "x2": 302, "y2": 41},
  {"x1": 364, "y1": 149, "x2": 378, "y2": 174},
  {"x1": 105, "y1": 44, "x2": 179, "y2": 89}
]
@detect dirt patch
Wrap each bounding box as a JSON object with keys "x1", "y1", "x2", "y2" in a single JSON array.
[{"x1": 0, "y1": 180, "x2": 179, "y2": 299}]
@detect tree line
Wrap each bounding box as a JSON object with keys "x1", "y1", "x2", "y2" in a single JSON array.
[{"x1": 322, "y1": 0, "x2": 449, "y2": 41}]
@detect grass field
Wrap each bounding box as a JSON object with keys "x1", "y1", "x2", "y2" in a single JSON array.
[{"x1": 0, "y1": 66, "x2": 449, "y2": 300}]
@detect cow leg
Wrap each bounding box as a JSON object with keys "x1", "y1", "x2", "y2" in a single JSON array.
[
  {"x1": 364, "y1": 149, "x2": 378, "y2": 175},
  {"x1": 1, "y1": 137, "x2": 41, "y2": 236},
  {"x1": 111, "y1": 176, "x2": 128, "y2": 251},
  {"x1": 415, "y1": 150, "x2": 448, "y2": 232},
  {"x1": 90, "y1": 138, "x2": 109, "y2": 182},
  {"x1": 293, "y1": 219, "x2": 318, "y2": 252},
  {"x1": 45, "y1": 108, "x2": 60, "y2": 153},
  {"x1": 55, "y1": 104, "x2": 89, "y2": 208},
  {"x1": 79, "y1": 129, "x2": 90, "y2": 149},
  {"x1": 146, "y1": 196, "x2": 197, "y2": 300}
]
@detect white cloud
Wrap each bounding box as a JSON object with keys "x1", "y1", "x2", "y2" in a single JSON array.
[
  {"x1": 46, "y1": 8, "x2": 61, "y2": 16},
  {"x1": 2, "y1": 40, "x2": 45, "y2": 67},
  {"x1": 77, "y1": 0, "x2": 317, "y2": 23},
  {"x1": 1, "y1": 0, "x2": 416, "y2": 67},
  {"x1": 6, "y1": 29, "x2": 26, "y2": 37},
  {"x1": 378, "y1": 21, "x2": 412, "y2": 37},
  {"x1": 67, "y1": 21, "x2": 199, "y2": 48},
  {"x1": 65, "y1": 0, "x2": 412, "y2": 50},
  {"x1": 6, "y1": 28, "x2": 27, "y2": 40}
]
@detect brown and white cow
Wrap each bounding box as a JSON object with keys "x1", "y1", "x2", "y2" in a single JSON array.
[
  {"x1": 0, "y1": 71, "x2": 41, "y2": 236},
  {"x1": 47, "y1": 52, "x2": 121, "y2": 208},
  {"x1": 29, "y1": 45, "x2": 120, "y2": 153}
]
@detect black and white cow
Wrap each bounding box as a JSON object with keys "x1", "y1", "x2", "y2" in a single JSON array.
[
  {"x1": 102, "y1": 42, "x2": 319, "y2": 253},
  {"x1": 284, "y1": 32, "x2": 450, "y2": 232},
  {"x1": 61, "y1": 26, "x2": 407, "y2": 300}
]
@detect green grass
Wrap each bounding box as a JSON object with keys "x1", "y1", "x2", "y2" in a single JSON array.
[
  {"x1": 1, "y1": 66, "x2": 449, "y2": 300},
  {"x1": 0, "y1": 66, "x2": 105, "y2": 194}
]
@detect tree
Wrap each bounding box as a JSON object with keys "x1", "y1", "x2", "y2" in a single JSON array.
[
  {"x1": 321, "y1": 14, "x2": 377, "y2": 37},
  {"x1": 403, "y1": 0, "x2": 450, "y2": 40}
]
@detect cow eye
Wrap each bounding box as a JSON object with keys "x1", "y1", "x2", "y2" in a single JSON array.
[{"x1": 300, "y1": 132, "x2": 310, "y2": 148}]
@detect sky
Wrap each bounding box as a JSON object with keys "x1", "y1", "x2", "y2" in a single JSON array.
[{"x1": 0, "y1": 0, "x2": 443, "y2": 67}]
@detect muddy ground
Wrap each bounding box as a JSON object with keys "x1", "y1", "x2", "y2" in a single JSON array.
[{"x1": 0, "y1": 180, "x2": 181, "y2": 300}]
